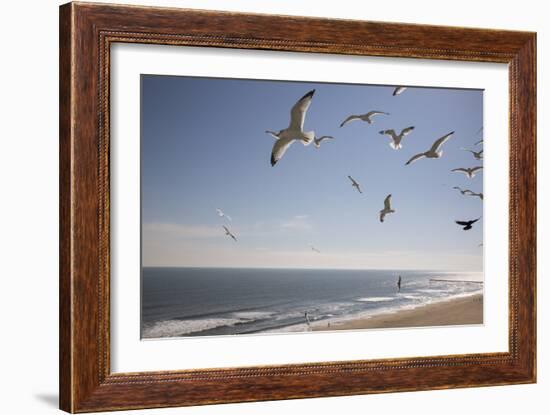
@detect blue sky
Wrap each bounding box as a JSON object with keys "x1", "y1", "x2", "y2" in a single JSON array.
[{"x1": 141, "y1": 75, "x2": 483, "y2": 271}]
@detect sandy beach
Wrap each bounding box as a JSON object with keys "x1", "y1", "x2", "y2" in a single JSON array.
[{"x1": 312, "y1": 293, "x2": 483, "y2": 331}]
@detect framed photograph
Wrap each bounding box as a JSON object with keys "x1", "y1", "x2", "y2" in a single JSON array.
[{"x1": 59, "y1": 2, "x2": 536, "y2": 412}]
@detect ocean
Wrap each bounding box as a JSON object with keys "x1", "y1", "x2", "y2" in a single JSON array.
[{"x1": 141, "y1": 267, "x2": 483, "y2": 339}]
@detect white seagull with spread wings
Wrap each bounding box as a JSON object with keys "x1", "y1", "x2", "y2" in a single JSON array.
[
  {"x1": 451, "y1": 166, "x2": 483, "y2": 178},
  {"x1": 265, "y1": 90, "x2": 316, "y2": 166},
  {"x1": 405, "y1": 131, "x2": 455, "y2": 165},
  {"x1": 378, "y1": 126, "x2": 415, "y2": 150},
  {"x1": 347, "y1": 176, "x2": 363, "y2": 194},
  {"x1": 340, "y1": 111, "x2": 389, "y2": 127},
  {"x1": 379, "y1": 194, "x2": 395, "y2": 223},
  {"x1": 393, "y1": 86, "x2": 407, "y2": 96}
]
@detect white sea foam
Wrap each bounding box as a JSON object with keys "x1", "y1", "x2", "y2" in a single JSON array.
[
  {"x1": 401, "y1": 294, "x2": 425, "y2": 300},
  {"x1": 262, "y1": 323, "x2": 310, "y2": 334},
  {"x1": 356, "y1": 297, "x2": 395, "y2": 303},
  {"x1": 236, "y1": 290, "x2": 483, "y2": 335},
  {"x1": 142, "y1": 318, "x2": 243, "y2": 338},
  {"x1": 231, "y1": 311, "x2": 274, "y2": 319}
]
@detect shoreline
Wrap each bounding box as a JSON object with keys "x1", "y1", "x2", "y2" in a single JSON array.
[
  {"x1": 312, "y1": 293, "x2": 483, "y2": 331},
  {"x1": 143, "y1": 292, "x2": 484, "y2": 338}
]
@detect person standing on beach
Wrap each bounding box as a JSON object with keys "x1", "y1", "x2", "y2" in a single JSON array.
[
  {"x1": 304, "y1": 311, "x2": 311, "y2": 330},
  {"x1": 397, "y1": 275, "x2": 402, "y2": 292}
]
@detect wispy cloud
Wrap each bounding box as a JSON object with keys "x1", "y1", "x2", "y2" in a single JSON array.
[
  {"x1": 280, "y1": 215, "x2": 312, "y2": 231},
  {"x1": 143, "y1": 222, "x2": 223, "y2": 239},
  {"x1": 143, "y1": 242, "x2": 483, "y2": 271}
]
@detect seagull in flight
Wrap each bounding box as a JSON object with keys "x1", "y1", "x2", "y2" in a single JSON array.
[
  {"x1": 405, "y1": 131, "x2": 455, "y2": 165},
  {"x1": 340, "y1": 111, "x2": 389, "y2": 127},
  {"x1": 310, "y1": 245, "x2": 321, "y2": 254},
  {"x1": 467, "y1": 191, "x2": 484, "y2": 200},
  {"x1": 474, "y1": 126, "x2": 483, "y2": 145},
  {"x1": 265, "y1": 89, "x2": 316, "y2": 166},
  {"x1": 379, "y1": 194, "x2": 395, "y2": 223},
  {"x1": 451, "y1": 166, "x2": 483, "y2": 178},
  {"x1": 216, "y1": 208, "x2": 232, "y2": 222},
  {"x1": 347, "y1": 175, "x2": 363, "y2": 194},
  {"x1": 461, "y1": 148, "x2": 484, "y2": 160},
  {"x1": 455, "y1": 218, "x2": 481, "y2": 230},
  {"x1": 393, "y1": 86, "x2": 407, "y2": 96},
  {"x1": 379, "y1": 126, "x2": 415, "y2": 150},
  {"x1": 223, "y1": 225, "x2": 237, "y2": 242},
  {"x1": 453, "y1": 186, "x2": 475, "y2": 196},
  {"x1": 313, "y1": 135, "x2": 334, "y2": 149}
]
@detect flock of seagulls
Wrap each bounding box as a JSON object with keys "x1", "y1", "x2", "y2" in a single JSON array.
[{"x1": 220, "y1": 85, "x2": 483, "y2": 245}]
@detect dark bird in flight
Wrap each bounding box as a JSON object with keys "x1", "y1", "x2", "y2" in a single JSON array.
[
  {"x1": 347, "y1": 175, "x2": 363, "y2": 194},
  {"x1": 467, "y1": 191, "x2": 484, "y2": 200},
  {"x1": 223, "y1": 225, "x2": 237, "y2": 241},
  {"x1": 455, "y1": 218, "x2": 481, "y2": 230}
]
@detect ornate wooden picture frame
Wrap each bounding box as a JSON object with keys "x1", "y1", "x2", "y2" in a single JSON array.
[{"x1": 59, "y1": 2, "x2": 536, "y2": 412}]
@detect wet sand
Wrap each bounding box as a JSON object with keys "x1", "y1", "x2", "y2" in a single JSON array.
[{"x1": 312, "y1": 294, "x2": 483, "y2": 331}]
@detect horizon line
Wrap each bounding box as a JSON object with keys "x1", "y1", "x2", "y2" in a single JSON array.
[{"x1": 142, "y1": 265, "x2": 483, "y2": 273}]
